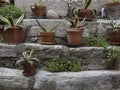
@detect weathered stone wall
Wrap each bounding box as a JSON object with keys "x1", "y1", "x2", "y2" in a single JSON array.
[
  {"x1": 1, "y1": 67, "x2": 120, "y2": 90},
  {"x1": 0, "y1": 43, "x2": 120, "y2": 70},
  {"x1": 23, "y1": 19, "x2": 116, "y2": 44},
  {"x1": 15, "y1": 0, "x2": 113, "y2": 18}
]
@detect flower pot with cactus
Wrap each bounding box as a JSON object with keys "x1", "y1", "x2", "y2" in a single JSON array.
[
  {"x1": 16, "y1": 49, "x2": 40, "y2": 76},
  {"x1": 0, "y1": 14, "x2": 25, "y2": 44},
  {"x1": 67, "y1": 15, "x2": 86, "y2": 47},
  {"x1": 73, "y1": 0, "x2": 92, "y2": 20},
  {"x1": 36, "y1": 19, "x2": 60, "y2": 45}
]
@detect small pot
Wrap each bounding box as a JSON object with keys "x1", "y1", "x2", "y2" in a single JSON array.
[
  {"x1": 2, "y1": 27, "x2": 25, "y2": 44},
  {"x1": 107, "y1": 29, "x2": 120, "y2": 45},
  {"x1": 78, "y1": 9, "x2": 93, "y2": 19},
  {"x1": 40, "y1": 32, "x2": 55, "y2": 45},
  {"x1": 31, "y1": 5, "x2": 46, "y2": 17},
  {"x1": 22, "y1": 61, "x2": 36, "y2": 76},
  {"x1": 67, "y1": 28, "x2": 83, "y2": 46}
]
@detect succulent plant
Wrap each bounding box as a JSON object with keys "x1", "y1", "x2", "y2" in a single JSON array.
[
  {"x1": 36, "y1": 19, "x2": 60, "y2": 32},
  {"x1": 0, "y1": 14, "x2": 24, "y2": 31},
  {"x1": 16, "y1": 49, "x2": 40, "y2": 66},
  {"x1": 68, "y1": 15, "x2": 86, "y2": 28}
]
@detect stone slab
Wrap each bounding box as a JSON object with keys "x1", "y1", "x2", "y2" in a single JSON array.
[
  {"x1": 0, "y1": 43, "x2": 16, "y2": 57},
  {"x1": 34, "y1": 70, "x2": 120, "y2": 90},
  {"x1": 0, "y1": 67, "x2": 34, "y2": 90}
]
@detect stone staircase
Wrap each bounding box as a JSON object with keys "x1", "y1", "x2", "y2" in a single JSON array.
[{"x1": 1, "y1": 0, "x2": 120, "y2": 90}]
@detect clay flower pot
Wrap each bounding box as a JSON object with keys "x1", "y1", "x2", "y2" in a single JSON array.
[
  {"x1": 67, "y1": 28, "x2": 83, "y2": 46},
  {"x1": 31, "y1": 5, "x2": 46, "y2": 17},
  {"x1": 107, "y1": 29, "x2": 120, "y2": 45},
  {"x1": 22, "y1": 61, "x2": 36, "y2": 76},
  {"x1": 78, "y1": 9, "x2": 93, "y2": 20},
  {"x1": 3, "y1": 27, "x2": 25, "y2": 44},
  {"x1": 40, "y1": 32, "x2": 55, "y2": 45}
]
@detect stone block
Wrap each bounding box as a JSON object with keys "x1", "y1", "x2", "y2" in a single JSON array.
[
  {"x1": 0, "y1": 68, "x2": 34, "y2": 90},
  {"x1": 34, "y1": 70, "x2": 120, "y2": 90},
  {"x1": 0, "y1": 43, "x2": 16, "y2": 57}
]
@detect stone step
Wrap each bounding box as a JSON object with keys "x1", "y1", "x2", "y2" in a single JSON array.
[
  {"x1": 0, "y1": 43, "x2": 120, "y2": 70},
  {"x1": 0, "y1": 67, "x2": 120, "y2": 90},
  {"x1": 23, "y1": 19, "x2": 119, "y2": 44}
]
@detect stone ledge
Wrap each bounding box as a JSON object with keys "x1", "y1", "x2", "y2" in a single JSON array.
[
  {"x1": 0, "y1": 67, "x2": 34, "y2": 90},
  {"x1": 0, "y1": 43, "x2": 119, "y2": 70},
  {"x1": 1, "y1": 67, "x2": 120, "y2": 90}
]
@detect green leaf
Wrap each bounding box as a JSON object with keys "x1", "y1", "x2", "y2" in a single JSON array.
[
  {"x1": 49, "y1": 23, "x2": 60, "y2": 32},
  {"x1": 16, "y1": 58, "x2": 25, "y2": 65},
  {"x1": 68, "y1": 19, "x2": 75, "y2": 27},
  {"x1": 31, "y1": 58, "x2": 40, "y2": 62},
  {"x1": 36, "y1": 19, "x2": 47, "y2": 32},
  {"x1": 15, "y1": 14, "x2": 24, "y2": 26},
  {"x1": 74, "y1": 15, "x2": 79, "y2": 27},
  {"x1": 84, "y1": 0, "x2": 92, "y2": 9},
  {"x1": 8, "y1": 16, "x2": 14, "y2": 27},
  {"x1": 0, "y1": 15, "x2": 11, "y2": 26}
]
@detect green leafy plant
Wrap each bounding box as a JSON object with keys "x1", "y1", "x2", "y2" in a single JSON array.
[
  {"x1": 0, "y1": 14, "x2": 24, "y2": 31},
  {"x1": 46, "y1": 58, "x2": 81, "y2": 72},
  {"x1": 68, "y1": 15, "x2": 86, "y2": 28},
  {"x1": 83, "y1": 35, "x2": 109, "y2": 47},
  {"x1": 16, "y1": 49, "x2": 40, "y2": 66},
  {"x1": 0, "y1": 5, "x2": 23, "y2": 19},
  {"x1": 36, "y1": 19, "x2": 60, "y2": 32},
  {"x1": 104, "y1": 47, "x2": 120, "y2": 69},
  {"x1": 83, "y1": 0, "x2": 92, "y2": 9}
]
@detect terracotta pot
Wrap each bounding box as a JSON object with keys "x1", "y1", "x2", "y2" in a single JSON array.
[
  {"x1": 67, "y1": 28, "x2": 83, "y2": 46},
  {"x1": 31, "y1": 5, "x2": 46, "y2": 17},
  {"x1": 40, "y1": 32, "x2": 55, "y2": 45},
  {"x1": 22, "y1": 61, "x2": 36, "y2": 76},
  {"x1": 2, "y1": 27, "x2": 25, "y2": 44},
  {"x1": 78, "y1": 9, "x2": 93, "y2": 19},
  {"x1": 107, "y1": 29, "x2": 120, "y2": 45},
  {"x1": 104, "y1": 2, "x2": 120, "y2": 6}
]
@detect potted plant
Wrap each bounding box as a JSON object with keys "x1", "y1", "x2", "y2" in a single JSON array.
[
  {"x1": 31, "y1": 1, "x2": 46, "y2": 18},
  {"x1": 16, "y1": 49, "x2": 40, "y2": 76},
  {"x1": 104, "y1": 0, "x2": 120, "y2": 18},
  {"x1": 0, "y1": 14, "x2": 25, "y2": 44},
  {"x1": 107, "y1": 17, "x2": 120, "y2": 45},
  {"x1": 36, "y1": 19, "x2": 60, "y2": 45},
  {"x1": 67, "y1": 15, "x2": 86, "y2": 47},
  {"x1": 73, "y1": 0, "x2": 92, "y2": 20}
]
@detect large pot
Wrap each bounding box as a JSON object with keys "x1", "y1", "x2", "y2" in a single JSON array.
[
  {"x1": 22, "y1": 61, "x2": 36, "y2": 76},
  {"x1": 67, "y1": 28, "x2": 83, "y2": 46},
  {"x1": 31, "y1": 5, "x2": 46, "y2": 17},
  {"x1": 2, "y1": 27, "x2": 24, "y2": 44},
  {"x1": 107, "y1": 29, "x2": 120, "y2": 45},
  {"x1": 40, "y1": 32, "x2": 55, "y2": 45}
]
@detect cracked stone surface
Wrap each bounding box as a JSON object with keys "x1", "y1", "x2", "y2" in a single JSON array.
[{"x1": 1, "y1": 68, "x2": 120, "y2": 90}]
